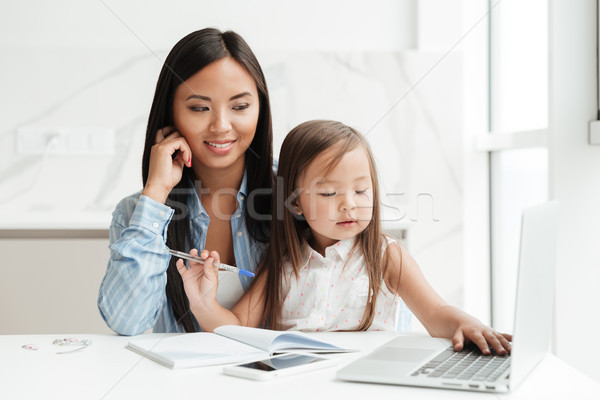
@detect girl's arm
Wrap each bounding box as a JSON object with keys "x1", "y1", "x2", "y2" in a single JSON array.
[
  {"x1": 176, "y1": 249, "x2": 267, "y2": 332},
  {"x1": 383, "y1": 242, "x2": 512, "y2": 355}
]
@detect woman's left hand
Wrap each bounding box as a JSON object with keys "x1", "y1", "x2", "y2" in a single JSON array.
[
  {"x1": 176, "y1": 249, "x2": 220, "y2": 311},
  {"x1": 452, "y1": 319, "x2": 512, "y2": 355}
]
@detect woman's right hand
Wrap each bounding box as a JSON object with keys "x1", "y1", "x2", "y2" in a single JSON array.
[{"x1": 142, "y1": 126, "x2": 193, "y2": 204}]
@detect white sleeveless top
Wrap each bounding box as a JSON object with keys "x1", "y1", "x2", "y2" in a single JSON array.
[{"x1": 280, "y1": 237, "x2": 411, "y2": 331}]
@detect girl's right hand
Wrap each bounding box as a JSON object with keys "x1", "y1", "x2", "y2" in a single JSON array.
[{"x1": 142, "y1": 126, "x2": 193, "y2": 204}]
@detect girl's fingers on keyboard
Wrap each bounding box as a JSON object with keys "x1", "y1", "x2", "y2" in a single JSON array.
[
  {"x1": 498, "y1": 334, "x2": 512, "y2": 353},
  {"x1": 484, "y1": 330, "x2": 506, "y2": 355},
  {"x1": 471, "y1": 332, "x2": 490, "y2": 355}
]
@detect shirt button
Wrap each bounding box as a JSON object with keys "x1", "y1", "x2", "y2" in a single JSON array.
[
  {"x1": 159, "y1": 211, "x2": 165, "y2": 216},
  {"x1": 236, "y1": 231, "x2": 243, "y2": 237},
  {"x1": 152, "y1": 222, "x2": 159, "y2": 228},
  {"x1": 240, "y1": 195, "x2": 245, "y2": 200}
]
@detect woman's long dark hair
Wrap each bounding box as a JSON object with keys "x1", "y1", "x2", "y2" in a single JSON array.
[{"x1": 141, "y1": 28, "x2": 274, "y2": 332}]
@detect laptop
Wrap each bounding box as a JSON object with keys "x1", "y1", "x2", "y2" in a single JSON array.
[{"x1": 337, "y1": 200, "x2": 559, "y2": 393}]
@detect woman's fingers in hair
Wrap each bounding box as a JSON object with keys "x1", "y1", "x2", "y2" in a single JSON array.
[
  {"x1": 154, "y1": 132, "x2": 192, "y2": 169},
  {"x1": 155, "y1": 126, "x2": 177, "y2": 143}
]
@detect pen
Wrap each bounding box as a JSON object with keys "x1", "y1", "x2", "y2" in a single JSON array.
[{"x1": 166, "y1": 248, "x2": 255, "y2": 277}]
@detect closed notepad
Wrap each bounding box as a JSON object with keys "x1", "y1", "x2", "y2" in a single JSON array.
[{"x1": 126, "y1": 325, "x2": 354, "y2": 369}]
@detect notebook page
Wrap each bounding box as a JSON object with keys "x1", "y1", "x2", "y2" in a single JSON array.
[
  {"x1": 126, "y1": 333, "x2": 267, "y2": 368},
  {"x1": 214, "y1": 325, "x2": 346, "y2": 353}
]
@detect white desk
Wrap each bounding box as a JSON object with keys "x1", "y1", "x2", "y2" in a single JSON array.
[{"x1": 1, "y1": 331, "x2": 598, "y2": 399}]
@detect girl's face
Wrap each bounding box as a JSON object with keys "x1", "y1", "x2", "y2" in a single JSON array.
[
  {"x1": 294, "y1": 145, "x2": 374, "y2": 253},
  {"x1": 172, "y1": 57, "x2": 259, "y2": 175}
]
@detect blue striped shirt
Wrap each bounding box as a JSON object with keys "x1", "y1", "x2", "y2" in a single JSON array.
[{"x1": 97, "y1": 172, "x2": 266, "y2": 335}]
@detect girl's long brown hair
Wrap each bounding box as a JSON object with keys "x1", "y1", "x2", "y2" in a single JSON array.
[{"x1": 255, "y1": 120, "x2": 383, "y2": 331}]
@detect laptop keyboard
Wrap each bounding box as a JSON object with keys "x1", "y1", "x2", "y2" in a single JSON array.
[{"x1": 411, "y1": 345, "x2": 510, "y2": 382}]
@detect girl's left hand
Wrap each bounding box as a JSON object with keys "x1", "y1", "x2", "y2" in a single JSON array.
[{"x1": 452, "y1": 319, "x2": 512, "y2": 355}]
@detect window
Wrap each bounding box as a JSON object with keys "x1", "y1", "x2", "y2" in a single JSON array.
[{"x1": 486, "y1": 0, "x2": 549, "y2": 332}]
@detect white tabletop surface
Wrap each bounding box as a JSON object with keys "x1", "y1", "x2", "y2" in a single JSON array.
[{"x1": 1, "y1": 331, "x2": 599, "y2": 400}]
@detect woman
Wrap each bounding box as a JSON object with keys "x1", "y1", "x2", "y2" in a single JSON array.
[{"x1": 98, "y1": 28, "x2": 274, "y2": 335}]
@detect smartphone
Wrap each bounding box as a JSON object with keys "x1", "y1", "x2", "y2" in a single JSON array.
[{"x1": 223, "y1": 353, "x2": 338, "y2": 381}]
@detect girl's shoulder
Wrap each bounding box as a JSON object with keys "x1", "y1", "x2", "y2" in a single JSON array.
[
  {"x1": 382, "y1": 234, "x2": 400, "y2": 250},
  {"x1": 381, "y1": 234, "x2": 403, "y2": 268},
  {"x1": 381, "y1": 235, "x2": 404, "y2": 295}
]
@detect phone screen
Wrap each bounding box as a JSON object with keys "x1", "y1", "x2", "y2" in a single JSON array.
[{"x1": 236, "y1": 354, "x2": 326, "y2": 371}]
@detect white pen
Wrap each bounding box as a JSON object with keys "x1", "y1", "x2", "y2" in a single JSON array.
[{"x1": 166, "y1": 248, "x2": 255, "y2": 277}]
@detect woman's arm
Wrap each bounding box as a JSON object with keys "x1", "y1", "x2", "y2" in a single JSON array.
[
  {"x1": 177, "y1": 249, "x2": 267, "y2": 332},
  {"x1": 383, "y1": 242, "x2": 511, "y2": 355},
  {"x1": 98, "y1": 194, "x2": 174, "y2": 335}
]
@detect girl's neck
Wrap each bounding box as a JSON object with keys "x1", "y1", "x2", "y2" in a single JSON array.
[{"x1": 308, "y1": 231, "x2": 340, "y2": 257}]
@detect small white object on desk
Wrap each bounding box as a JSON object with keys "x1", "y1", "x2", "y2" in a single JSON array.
[{"x1": 589, "y1": 120, "x2": 600, "y2": 145}]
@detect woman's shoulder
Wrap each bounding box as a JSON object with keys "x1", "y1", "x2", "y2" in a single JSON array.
[
  {"x1": 114, "y1": 190, "x2": 177, "y2": 216},
  {"x1": 116, "y1": 190, "x2": 143, "y2": 208},
  {"x1": 111, "y1": 191, "x2": 143, "y2": 226}
]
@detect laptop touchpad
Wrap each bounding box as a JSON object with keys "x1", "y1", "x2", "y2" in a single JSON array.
[{"x1": 368, "y1": 347, "x2": 437, "y2": 362}]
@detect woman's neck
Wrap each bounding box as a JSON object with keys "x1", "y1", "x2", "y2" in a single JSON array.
[{"x1": 192, "y1": 157, "x2": 245, "y2": 194}]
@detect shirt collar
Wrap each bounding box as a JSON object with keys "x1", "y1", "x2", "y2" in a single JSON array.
[
  {"x1": 184, "y1": 170, "x2": 249, "y2": 220},
  {"x1": 237, "y1": 169, "x2": 249, "y2": 202},
  {"x1": 327, "y1": 238, "x2": 356, "y2": 262},
  {"x1": 304, "y1": 237, "x2": 357, "y2": 265}
]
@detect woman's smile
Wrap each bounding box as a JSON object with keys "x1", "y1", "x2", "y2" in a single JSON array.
[{"x1": 204, "y1": 139, "x2": 237, "y2": 154}]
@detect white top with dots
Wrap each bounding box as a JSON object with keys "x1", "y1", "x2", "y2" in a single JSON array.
[{"x1": 281, "y1": 236, "x2": 410, "y2": 332}]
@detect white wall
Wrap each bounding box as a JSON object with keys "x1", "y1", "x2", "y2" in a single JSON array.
[
  {"x1": 549, "y1": 0, "x2": 600, "y2": 383},
  {"x1": 0, "y1": 0, "x2": 416, "y2": 51}
]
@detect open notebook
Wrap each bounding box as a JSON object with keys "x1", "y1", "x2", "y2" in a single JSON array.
[{"x1": 126, "y1": 325, "x2": 355, "y2": 369}]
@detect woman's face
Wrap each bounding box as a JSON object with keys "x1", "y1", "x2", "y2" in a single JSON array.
[{"x1": 172, "y1": 57, "x2": 260, "y2": 175}]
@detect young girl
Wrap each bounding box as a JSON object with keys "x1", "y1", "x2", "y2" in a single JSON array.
[
  {"x1": 178, "y1": 120, "x2": 512, "y2": 355},
  {"x1": 98, "y1": 28, "x2": 274, "y2": 335}
]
